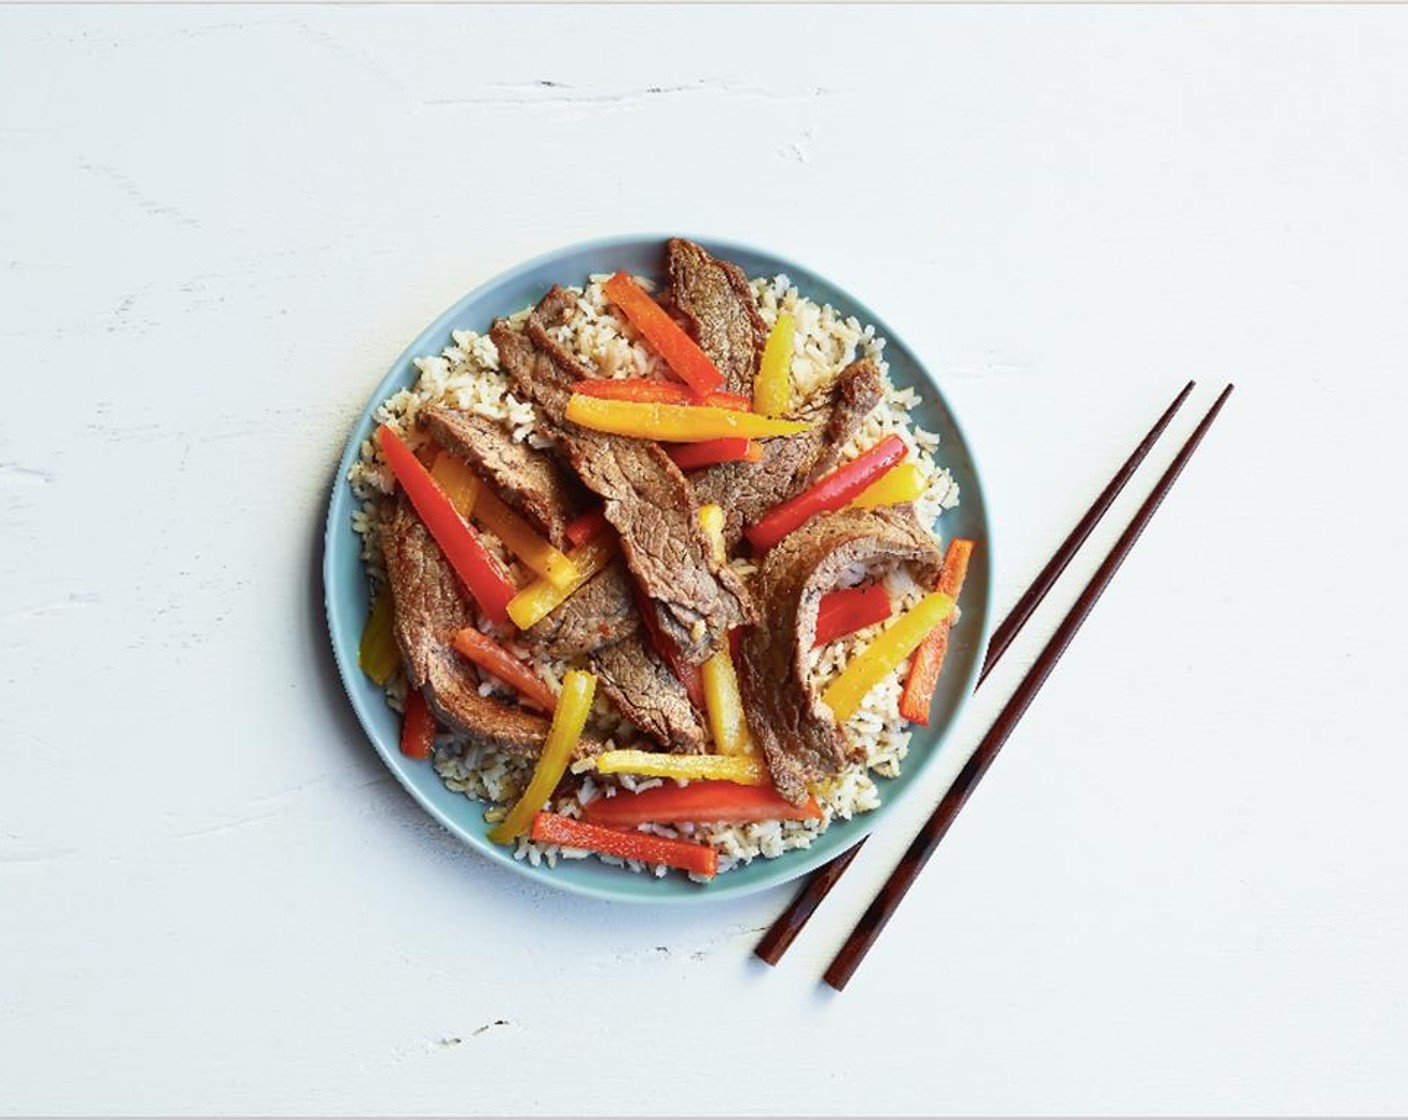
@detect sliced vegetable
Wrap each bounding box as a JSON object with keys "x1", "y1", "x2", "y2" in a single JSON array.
[
  {"x1": 753, "y1": 312, "x2": 795, "y2": 417},
  {"x1": 820, "y1": 588, "x2": 956, "y2": 723},
  {"x1": 487, "y1": 670, "x2": 597, "y2": 844},
  {"x1": 899, "y1": 539, "x2": 975, "y2": 725},
  {"x1": 564, "y1": 507, "x2": 608, "y2": 547},
  {"x1": 565, "y1": 395, "x2": 812, "y2": 443},
  {"x1": 400, "y1": 689, "x2": 436, "y2": 760},
  {"x1": 666, "y1": 438, "x2": 764, "y2": 471},
  {"x1": 430, "y1": 451, "x2": 482, "y2": 516},
  {"x1": 469, "y1": 484, "x2": 578, "y2": 589},
  {"x1": 850, "y1": 461, "x2": 927, "y2": 510},
  {"x1": 378, "y1": 426, "x2": 516, "y2": 624},
  {"x1": 592, "y1": 749, "x2": 765, "y2": 785},
  {"x1": 744, "y1": 434, "x2": 908, "y2": 553},
  {"x1": 358, "y1": 584, "x2": 401, "y2": 685},
  {"x1": 584, "y1": 781, "x2": 821, "y2": 828},
  {"x1": 574, "y1": 379, "x2": 750, "y2": 411},
  {"x1": 530, "y1": 811, "x2": 718, "y2": 879},
  {"x1": 634, "y1": 587, "x2": 705, "y2": 711},
  {"x1": 814, "y1": 584, "x2": 893, "y2": 647},
  {"x1": 602, "y1": 271, "x2": 726, "y2": 396},
  {"x1": 698, "y1": 502, "x2": 726, "y2": 564},
  {"x1": 451, "y1": 627, "x2": 558, "y2": 713},
  {"x1": 505, "y1": 533, "x2": 617, "y2": 631},
  {"x1": 696, "y1": 504, "x2": 754, "y2": 755}
]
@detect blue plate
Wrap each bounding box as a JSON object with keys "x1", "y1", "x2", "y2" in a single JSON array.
[{"x1": 323, "y1": 234, "x2": 993, "y2": 903}]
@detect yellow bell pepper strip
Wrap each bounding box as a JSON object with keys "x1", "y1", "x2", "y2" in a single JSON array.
[
  {"x1": 468, "y1": 484, "x2": 578, "y2": 589},
  {"x1": 378, "y1": 427, "x2": 516, "y2": 624},
  {"x1": 583, "y1": 781, "x2": 821, "y2": 828},
  {"x1": 574, "y1": 378, "x2": 750, "y2": 411},
  {"x1": 820, "y1": 588, "x2": 956, "y2": 723},
  {"x1": 899, "y1": 539, "x2": 975, "y2": 724},
  {"x1": 695, "y1": 503, "x2": 754, "y2": 755},
  {"x1": 814, "y1": 584, "x2": 893, "y2": 647},
  {"x1": 505, "y1": 532, "x2": 617, "y2": 631},
  {"x1": 564, "y1": 394, "x2": 812, "y2": 443},
  {"x1": 849, "y1": 461, "x2": 928, "y2": 510},
  {"x1": 530, "y1": 811, "x2": 718, "y2": 879},
  {"x1": 592, "y1": 749, "x2": 765, "y2": 786},
  {"x1": 753, "y1": 312, "x2": 796, "y2": 417},
  {"x1": 744, "y1": 434, "x2": 908, "y2": 553},
  {"x1": 400, "y1": 689, "x2": 436, "y2": 760},
  {"x1": 429, "y1": 451, "x2": 481, "y2": 516},
  {"x1": 487, "y1": 670, "x2": 597, "y2": 844},
  {"x1": 451, "y1": 627, "x2": 557, "y2": 713},
  {"x1": 602, "y1": 271, "x2": 726, "y2": 396},
  {"x1": 665, "y1": 438, "x2": 764, "y2": 471},
  {"x1": 358, "y1": 584, "x2": 401, "y2": 685}
]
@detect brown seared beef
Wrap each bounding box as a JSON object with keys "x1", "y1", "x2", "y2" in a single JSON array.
[
  {"x1": 592, "y1": 631, "x2": 708, "y2": 753},
  {"x1": 526, "y1": 555, "x2": 640, "y2": 659},
  {"x1": 666, "y1": 238, "x2": 767, "y2": 394},
  {"x1": 738, "y1": 508, "x2": 944, "y2": 804},
  {"x1": 381, "y1": 498, "x2": 604, "y2": 759},
  {"x1": 694, "y1": 357, "x2": 885, "y2": 546},
  {"x1": 419, "y1": 405, "x2": 587, "y2": 548},
  {"x1": 491, "y1": 287, "x2": 755, "y2": 664}
]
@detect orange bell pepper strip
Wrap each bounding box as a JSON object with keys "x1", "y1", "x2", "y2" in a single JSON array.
[
  {"x1": 429, "y1": 452, "x2": 481, "y2": 516},
  {"x1": 400, "y1": 689, "x2": 436, "y2": 760},
  {"x1": 574, "y1": 379, "x2": 750, "y2": 411},
  {"x1": 530, "y1": 811, "x2": 718, "y2": 879},
  {"x1": 821, "y1": 588, "x2": 956, "y2": 722},
  {"x1": 451, "y1": 627, "x2": 557, "y2": 713},
  {"x1": 468, "y1": 484, "x2": 578, "y2": 589},
  {"x1": 602, "y1": 271, "x2": 726, "y2": 396},
  {"x1": 666, "y1": 438, "x2": 764, "y2": 471},
  {"x1": 564, "y1": 507, "x2": 608, "y2": 547},
  {"x1": 378, "y1": 426, "x2": 516, "y2": 624},
  {"x1": 583, "y1": 781, "x2": 821, "y2": 828},
  {"x1": 744, "y1": 435, "x2": 908, "y2": 553},
  {"x1": 564, "y1": 395, "x2": 811, "y2": 442},
  {"x1": 899, "y1": 539, "x2": 975, "y2": 725},
  {"x1": 814, "y1": 584, "x2": 893, "y2": 647},
  {"x1": 488, "y1": 670, "x2": 596, "y2": 844}
]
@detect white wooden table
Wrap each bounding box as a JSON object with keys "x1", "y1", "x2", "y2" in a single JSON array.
[{"x1": 3, "y1": 6, "x2": 1406, "y2": 1115}]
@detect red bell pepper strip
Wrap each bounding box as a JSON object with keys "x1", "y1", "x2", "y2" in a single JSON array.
[
  {"x1": 530, "y1": 811, "x2": 718, "y2": 879},
  {"x1": 450, "y1": 627, "x2": 557, "y2": 713},
  {"x1": 814, "y1": 584, "x2": 893, "y2": 647},
  {"x1": 573, "y1": 379, "x2": 750, "y2": 411},
  {"x1": 583, "y1": 781, "x2": 822, "y2": 828},
  {"x1": 634, "y1": 587, "x2": 705, "y2": 710},
  {"x1": 898, "y1": 539, "x2": 975, "y2": 725},
  {"x1": 744, "y1": 435, "x2": 909, "y2": 553},
  {"x1": 602, "y1": 271, "x2": 726, "y2": 396},
  {"x1": 665, "y1": 438, "x2": 764, "y2": 471},
  {"x1": 564, "y1": 507, "x2": 609, "y2": 547},
  {"x1": 400, "y1": 689, "x2": 436, "y2": 760},
  {"x1": 377, "y1": 426, "x2": 517, "y2": 624}
]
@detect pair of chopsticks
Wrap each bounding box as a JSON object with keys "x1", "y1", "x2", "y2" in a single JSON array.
[{"x1": 756, "y1": 380, "x2": 1234, "y2": 989}]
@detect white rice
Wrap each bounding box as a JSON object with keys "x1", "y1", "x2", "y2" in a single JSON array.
[{"x1": 349, "y1": 271, "x2": 961, "y2": 878}]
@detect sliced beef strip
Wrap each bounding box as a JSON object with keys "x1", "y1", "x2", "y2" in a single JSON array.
[
  {"x1": 666, "y1": 237, "x2": 767, "y2": 394},
  {"x1": 419, "y1": 405, "x2": 588, "y2": 549},
  {"x1": 693, "y1": 356, "x2": 885, "y2": 546},
  {"x1": 525, "y1": 554, "x2": 640, "y2": 659},
  {"x1": 381, "y1": 498, "x2": 605, "y2": 759},
  {"x1": 737, "y1": 507, "x2": 944, "y2": 804},
  {"x1": 592, "y1": 631, "x2": 708, "y2": 754},
  {"x1": 490, "y1": 288, "x2": 755, "y2": 664}
]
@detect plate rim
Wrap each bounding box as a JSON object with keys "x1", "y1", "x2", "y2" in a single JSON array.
[{"x1": 322, "y1": 232, "x2": 995, "y2": 904}]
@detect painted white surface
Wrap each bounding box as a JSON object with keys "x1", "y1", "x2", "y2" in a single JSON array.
[{"x1": 2, "y1": 5, "x2": 1406, "y2": 1115}]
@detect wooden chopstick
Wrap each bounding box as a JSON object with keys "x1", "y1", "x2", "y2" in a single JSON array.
[
  {"x1": 754, "y1": 381, "x2": 1197, "y2": 966},
  {"x1": 822, "y1": 383, "x2": 1234, "y2": 991}
]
